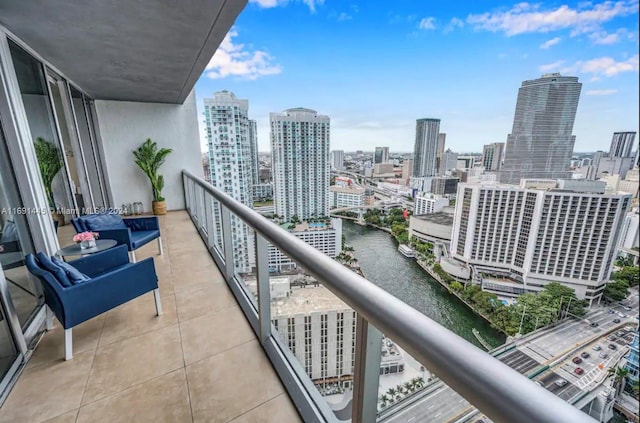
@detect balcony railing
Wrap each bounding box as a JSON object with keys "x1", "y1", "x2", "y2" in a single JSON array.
[{"x1": 182, "y1": 170, "x2": 596, "y2": 423}]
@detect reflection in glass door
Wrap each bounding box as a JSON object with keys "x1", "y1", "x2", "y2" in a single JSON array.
[{"x1": 69, "y1": 86, "x2": 108, "y2": 209}]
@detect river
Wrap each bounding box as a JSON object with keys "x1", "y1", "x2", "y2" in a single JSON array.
[{"x1": 342, "y1": 220, "x2": 505, "y2": 349}]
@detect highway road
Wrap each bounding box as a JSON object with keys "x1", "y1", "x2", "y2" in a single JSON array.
[{"x1": 381, "y1": 289, "x2": 639, "y2": 423}]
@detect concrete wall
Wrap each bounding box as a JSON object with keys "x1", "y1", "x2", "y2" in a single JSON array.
[{"x1": 94, "y1": 89, "x2": 201, "y2": 211}]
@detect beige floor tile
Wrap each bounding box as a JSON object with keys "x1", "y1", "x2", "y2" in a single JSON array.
[
  {"x1": 157, "y1": 274, "x2": 175, "y2": 298},
  {"x1": 0, "y1": 351, "x2": 94, "y2": 423},
  {"x1": 229, "y1": 394, "x2": 302, "y2": 423},
  {"x1": 42, "y1": 409, "x2": 79, "y2": 423},
  {"x1": 180, "y1": 307, "x2": 255, "y2": 365},
  {"x1": 168, "y1": 239, "x2": 207, "y2": 255},
  {"x1": 186, "y1": 340, "x2": 284, "y2": 423},
  {"x1": 171, "y1": 253, "x2": 218, "y2": 274},
  {"x1": 172, "y1": 266, "x2": 224, "y2": 292},
  {"x1": 82, "y1": 325, "x2": 183, "y2": 405},
  {"x1": 98, "y1": 293, "x2": 177, "y2": 347},
  {"x1": 174, "y1": 282, "x2": 237, "y2": 321},
  {"x1": 27, "y1": 315, "x2": 105, "y2": 370},
  {"x1": 76, "y1": 369, "x2": 191, "y2": 423}
]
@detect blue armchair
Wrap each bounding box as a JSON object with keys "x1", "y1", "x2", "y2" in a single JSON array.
[
  {"x1": 71, "y1": 213, "x2": 162, "y2": 262},
  {"x1": 25, "y1": 245, "x2": 162, "y2": 360}
]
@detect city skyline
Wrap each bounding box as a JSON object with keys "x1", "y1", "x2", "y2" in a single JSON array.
[{"x1": 194, "y1": 0, "x2": 639, "y2": 153}]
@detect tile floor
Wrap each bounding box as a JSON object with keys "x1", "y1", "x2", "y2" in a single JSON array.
[{"x1": 0, "y1": 211, "x2": 302, "y2": 423}]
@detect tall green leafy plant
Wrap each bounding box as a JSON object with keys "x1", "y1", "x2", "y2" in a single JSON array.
[
  {"x1": 34, "y1": 137, "x2": 63, "y2": 208},
  {"x1": 132, "y1": 139, "x2": 173, "y2": 202}
]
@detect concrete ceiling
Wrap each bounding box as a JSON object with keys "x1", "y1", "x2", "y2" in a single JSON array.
[{"x1": 0, "y1": 0, "x2": 246, "y2": 104}]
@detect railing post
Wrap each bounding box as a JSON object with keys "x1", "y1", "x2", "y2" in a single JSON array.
[
  {"x1": 204, "y1": 193, "x2": 213, "y2": 246},
  {"x1": 352, "y1": 315, "x2": 383, "y2": 423},
  {"x1": 255, "y1": 233, "x2": 271, "y2": 343},
  {"x1": 220, "y1": 205, "x2": 235, "y2": 280}
]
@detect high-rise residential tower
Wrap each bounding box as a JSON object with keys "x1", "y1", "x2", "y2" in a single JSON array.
[
  {"x1": 204, "y1": 90, "x2": 254, "y2": 272},
  {"x1": 271, "y1": 108, "x2": 330, "y2": 221},
  {"x1": 330, "y1": 150, "x2": 345, "y2": 170},
  {"x1": 374, "y1": 146, "x2": 389, "y2": 164},
  {"x1": 499, "y1": 74, "x2": 582, "y2": 185},
  {"x1": 482, "y1": 142, "x2": 505, "y2": 171},
  {"x1": 436, "y1": 133, "x2": 446, "y2": 172},
  {"x1": 609, "y1": 131, "x2": 636, "y2": 158},
  {"x1": 249, "y1": 119, "x2": 259, "y2": 185},
  {"x1": 412, "y1": 118, "x2": 440, "y2": 177}
]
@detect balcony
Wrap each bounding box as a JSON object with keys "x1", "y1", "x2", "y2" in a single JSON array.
[{"x1": 0, "y1": 212, "x2": 301, "y2": 423}]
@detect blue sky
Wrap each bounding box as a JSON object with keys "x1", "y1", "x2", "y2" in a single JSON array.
[{"x1": 194, "y1": 0, "x2": 639, "y2": 153}]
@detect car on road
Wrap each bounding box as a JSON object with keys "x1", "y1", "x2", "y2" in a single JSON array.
[
  {"x1": 622, "y1": 306, "x2": 632, "y2": 311},
  {"x1": 618, "y1": 312, "x2": 626, "y2": 318},
  {"x1": 593, "y1": 345, "x2": 602, "y2": 351},
  {"x1": 572, "y1": 357, "x2": 583, "y2": 364},
  {"x1": 613, "y1": 318, "x2": 621, "y2": 323},
  {"x1": 590, "y1": 322, "x2": 599, "y2": 327},
  {"x1": 555, "y1": 379, "x2": 568, "y2": 387},
  {"x1": 609, "y1": 310, "x2": 616, "y2": 314},
  {"x1": 581, "y1": 352, "x2": 590, "y2": 359},
  {"x1": 574, "y1": 367, "x2": 584, "y2": 375},
  {"x1": 599, "y1": 352, "x2": 609, "y2": 359},
  {"x1": 608, "y1": 344, "x2": 617, "y2": 350},
  {"x1": 608, "y1": 335, "x2": 617, "y2": 341}
]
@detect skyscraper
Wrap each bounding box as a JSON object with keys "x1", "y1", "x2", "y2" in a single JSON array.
[
  {"x1": 499, "y1": 73, "x2": 582, "y2": 185},
  {"x1": 330, "y1": 150, "x2": 345, "y2": 170},
  {"x1": 482, "y1": 142, "x2": 505, "y2": 171},
  {"x1": 609, "y1": 131, "x2": 636, "y2": 158},
  {"x1": 248, "y1": 119, "x2": 259, "y2": 185},
  {"x1": 412, "y1": 118, "x2": 440, "y2": 177},
  {"x1": 374, "y1": 146, "x2": 389, "y2": 164},
  {"x1": 204, "y1": 90, "x2": 254, "y2": 272},
  {"x1": 271, "y1": 108, "x2": 330, "y2": 221},
  {"x1": 436, "y1": 133, "x2": 446, "y2": 171}
]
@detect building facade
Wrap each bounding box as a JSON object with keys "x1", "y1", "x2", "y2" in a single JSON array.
[
  {"x1": 440, "y1": 149, "x2": 458, "y2": 176},
  {"x1": 609, "y1": 132, "x2": 636, "y2": 158},
  {"x1": 330, "y1": 150, "x2": 344, "y2": 171},
  {"x1": 414, "y1": 193, "x2": 449, "y2": 215},
  {"x1": 482, "y1": 142, "x2": 505, "y2": 171},
  {"x1": 268, "y1": 219, "x2": 342, "y2": 272},
  {"x1": 330, "y1": 186, "x2": 365, "y2": 209},
  {"x1": 271, "y1": 108, "x2": 330, "y2": 221},
  {"x1": 412, "y1": 118, "x2": 440, "y2": 177},
  {"x1": 451, "y1": 182, "x2": 631, "y2": 304},
  {"x1": 249, "y1": 119, "x2": 259, "y2": 185},
  {"x1": 204, "y1": 91, "x2": 255, "y2": 273},
  {"x1": 374, "y1": 146, "x2": 389, "y2": 164},
  {"x1": 500, "y1": 74, "x2": 582, "y2": 185},
  {"x1": 626, "y1": 331, "x2": 639, "y2": 382}
]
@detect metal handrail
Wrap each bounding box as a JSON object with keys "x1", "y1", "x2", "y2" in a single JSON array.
[{"x1": 183, "y1": 170, "x2": 597, "y2": 423}]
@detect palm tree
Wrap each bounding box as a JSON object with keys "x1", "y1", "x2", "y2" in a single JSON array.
[{"x1": 608, "y1": 366, "x2": 629, "y2": 397}]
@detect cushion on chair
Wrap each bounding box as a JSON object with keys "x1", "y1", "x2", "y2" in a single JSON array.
[
  {"x1": 83, "y1": 213, "x2": 127, "y2": 231},
  {"x1": 35, "y1": 252, "x2": 73, "y2": 288},
  {"x1": 131, "y1": 230, "x2": 160, "y2": 249},
  {"x1": 52, "y1": 256, "x2": 90, "y2": 284}
]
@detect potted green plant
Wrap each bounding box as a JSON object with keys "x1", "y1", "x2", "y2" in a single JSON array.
[
  {"x1": 133, "y1": 138, "x2": 173, "y2": 215},
  {"x1": 34, "y1": 137, "x2": 64, "y2": 226}
]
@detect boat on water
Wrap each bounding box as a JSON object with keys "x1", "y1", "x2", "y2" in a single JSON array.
[{"x1": 398, "y1": 244, "x2": 415, "y2": 259}]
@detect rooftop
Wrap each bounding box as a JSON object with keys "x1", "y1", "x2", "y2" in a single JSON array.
[
  {"x1": 0, "y1": 212, "x2": 300, "y2": 423},
  {"x1": 413, "y1": 212, "x2": 454, "y2": 226},
  {"x1": 271, "y1": 284, "x2": 350, "y2": 317}
]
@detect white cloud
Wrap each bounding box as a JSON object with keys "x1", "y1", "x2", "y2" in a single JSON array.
[
  {"x1": 588, "y1": 28, "x2": 632, "y2": 44},
  {"x1": 418, "y1": 17, "x2": 436, "y2": 30},
  {"x1": 539, "y1": 60, "x2": 566, "y2": 72},
  {"x1": 443, "y1": 17, "x2": 464, "y2": 33},
  {"x1": 540, "y1": 37, "x2": 561, "y2": 49},
  {"x1": 337, "y1": 12, "x2": 352, "y2": 21},
  {"x1": 586, "y1": 89, "x2": 618, "y2": 95},
  {"x1": 249, "y1": 0, "x2": 324, "y2": 12},
  {"x1": 205, "y1": 29, "x2": 282, "y2": 80},
  {"x1": 466, "y1": 1, "x2": 638, "y2": 36},
  {"x1": 570, "y1": 54, "x2": 639, "y2": 76}
]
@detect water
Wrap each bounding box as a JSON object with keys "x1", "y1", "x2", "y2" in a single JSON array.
[{"x1": 342, "y1": 220, "x2": 505, "y2": 349}]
